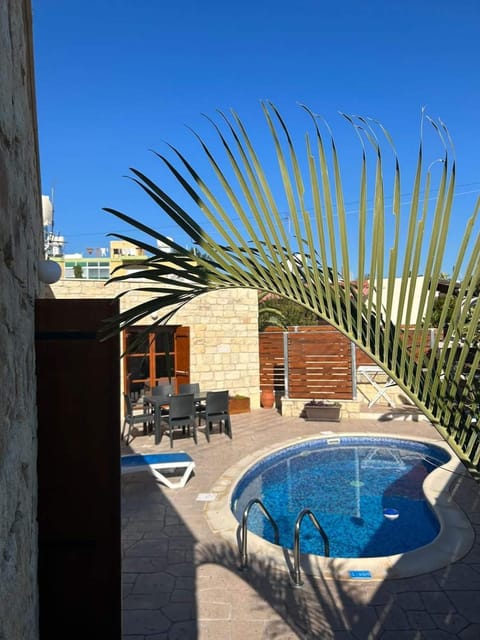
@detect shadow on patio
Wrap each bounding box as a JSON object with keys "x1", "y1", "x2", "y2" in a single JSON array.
[{"x1": 122, "y1": 410, "x2": 480, "y2": 639}]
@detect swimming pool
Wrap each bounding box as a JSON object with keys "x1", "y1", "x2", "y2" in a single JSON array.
[
  {"x1": 205, "y1": 433, "x2": 474, "y2": 579},
  {"x1": 231, "y1": 437, "x2": 451, "y2": 558}
]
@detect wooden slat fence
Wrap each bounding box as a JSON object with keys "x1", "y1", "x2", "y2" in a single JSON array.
[
  {"x1": 258, "y1": 327, "x2": 286, "y2": 393},
  {"x1": 259, "y1": 326, "x2": 353, "y2": 400},
  {"x1": 260, "y1": 325, "x2": 437, "y2": 400}
]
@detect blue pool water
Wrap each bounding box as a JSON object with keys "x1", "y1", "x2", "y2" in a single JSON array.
[{"x1": 231, "y1": 437, "x2": 451, "y2": 558}]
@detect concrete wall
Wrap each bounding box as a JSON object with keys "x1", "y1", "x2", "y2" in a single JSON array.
[
  {"x1": 43, "y1": 279, "x2": 261, "y2": 407},
  {"x1": 380, "y1": 276, "x2": 428, "y2": 325},
  {"x1": 0, "y1": 1, "x2": 42, "y2": 637}
]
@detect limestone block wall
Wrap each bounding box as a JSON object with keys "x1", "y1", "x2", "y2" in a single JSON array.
[
  {"x1": 0, "y1": 1, "x2": 43, "y2": 637},
  {"x1": 44, "y1": 279, "x2": 261, "y2": 407},
  {"x1": 175, "y1": 288, "x2": 260, "y2": 404}
]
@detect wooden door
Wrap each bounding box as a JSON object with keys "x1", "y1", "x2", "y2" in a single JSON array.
[
  {"x1": 174, "y1": 326, "x2": 190, "y2": 388},
  {"x1": 123, "y1": 328, "x2": 153, "y2": 394},
  {"x1": 35, "y1": 299, "x2": 121, "y2": 638},
  {"x1": 123, "y1": 325, "x2": 190, "y2": 394}
]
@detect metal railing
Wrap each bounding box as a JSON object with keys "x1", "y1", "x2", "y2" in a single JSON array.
[
  {"x1": 239, "y1": 498, "x2": 279, "y2": 570},
  {"x1": 292, "y1": 508, "x2": 330, "y2": 587},
  {"x1": 238, "y1": 500, "x2": 330, "y2": 588}
]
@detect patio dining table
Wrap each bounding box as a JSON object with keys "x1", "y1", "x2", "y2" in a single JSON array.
[{"x1": 143, "y1": 393, "x2": 207, "y2": 445}]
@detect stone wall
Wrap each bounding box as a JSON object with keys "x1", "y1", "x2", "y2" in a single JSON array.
[
  {"x1": 0, "y1": 1, "x2": 42, "y2": 637},
  {"x1": 43, "y1": 279, "x2": 261, "y2": 407}
]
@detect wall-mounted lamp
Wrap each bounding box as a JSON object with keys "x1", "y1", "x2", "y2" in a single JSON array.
[{"x1": 39, "y1": 259, "x2": 62, "y2": 284}]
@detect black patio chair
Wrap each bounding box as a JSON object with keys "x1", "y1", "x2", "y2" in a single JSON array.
[
  {"x1": 199, "y1": 390, "x2": 232, "y2": 442},
  {"x1": 179, "y1": 382, "x2": 200, "y2": 394},
  {"x1": 122, "y1": 393, "x2": 153, "y2": 445},
  {"x1": 148, "y1": 383, "x2": 173, "y2": 427},
  {"x1": 179, "y1": 382, "x2": 206, "y2": 420},
  {"x1": 163, "y1": 392, "x2": 198, "y2": 448},
  {"x1": 153, "y1": 382, "x2": 174, "y2": 396}
]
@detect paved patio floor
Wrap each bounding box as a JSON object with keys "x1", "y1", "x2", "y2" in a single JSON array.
[{"x1": 121, "y1": 408, "x2": 480, "y2": 639}]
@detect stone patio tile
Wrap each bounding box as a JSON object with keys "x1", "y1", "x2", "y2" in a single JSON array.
[
  {"x1": 174, "y1": 575, "x2": 196, "y2": 590},
  {"x1": 432, "y1": 612, "x2": 469, "y2": 634},
  {"x1": 132, "y1": 571, "x2": 176, "y2": 593},
  {"x1": 122, "y1": 609, "x2": 171, "y2": 635},
  {"x1": 167, "y1": 549, "x2": 195, "y2": 563},
  {"x1": 198, "y1": 601, "x2": 232, "y2": 620},
  {"x1": 407, "y1": 610, "x2": 436, "y2": 629},
  {"x1": 332, "y1": 605, "x2": 378, "y2": 632},
  {"x1": 197, "y1": 586, "x2": 232, "y2": 604},
  {"x1": 164, "y1": 515, "x2": 186, "y2": 526},
  {"x1": 261, "y1": 618, "x2": 306, "y2": 639},
  {"x1": 380, "y1": 633, "x2": 429, "y2": 640},
  {"x1": 123, "y1": 522, "x2": 168, "y2": 537},
  {"x1": 463, "y1": 543, "x2": 480, "y2": 562},
  {"x1": 123, "y1": 512, "x2": 167, "y2": 526},
  {"x1": 362, "y1": 588, "x2": 395, "y2": 607},
  {"x1": 170, "y1": 588, "x2": 196, "y2": 603},
  {"x1": 384, "y1": 574, "x2": 440, "y2": 592},
  {"x1": 344, "y1": 582, "x2": 384, "y2": 605},
  {"x1": 396, "y1": 590, "x2": 425, "y2": 610},
  {"x1": 162, "y1": 601, "x2": 196, "y2": 622},
  {"x1": 420, "y1": 590, "x2": 453, "y2": 613},
  {"x1": 123, "y1": 592, "x2": 171, "y2": 609},
  {"x1": 372, "y1": 603, "x2": 409, "y2": 630},
  {"x1": 230, "y1": 620, "x2": 269, "y2": 639},
  {"x1": 126, "y1": 539, "x2": 170, "y2": 556},
  {"x1": 231, "y1": 594, "x2": 283, "y2": 620},
  {"x1": 123, "y1": 506, "x2": 169, "y2": 519},
  {"x1": 195, "y1": 570, "x2": 243, "y2": 588},
  {"x1": 166, "y1": 561, "x2": 196, "y2": 577},
  {"x1": 168, "y1": 535, "x2": 196, "y2": 549},
  {"x1": 197, "y1": 619, "x2": 233, "y2": 639},
  {"x1": 437, "y1": 564, "x2": 480, "y2": 589},
  {"x1": 446, "y1": 590, "x2": 480, "y2": 623},
  {"x1": 122, "y1": 556, "x2": 169, "y2": 573},
  {"x1": 167, "y1": 620, "x2": 197, "y2": 639},
  {"x1": 164, "y1": 524, "x2": 195, "y2": 537},
  {"x1": 421, "y1": 631, "x2": 458, "y2": 640},
  {"x1": 458, "y1": 623, "x2": 480, "y2": 639}
]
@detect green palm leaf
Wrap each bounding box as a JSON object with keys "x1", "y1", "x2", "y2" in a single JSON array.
[{"x1": 104, "y1": 102, "x2": 480, "y2": 473}]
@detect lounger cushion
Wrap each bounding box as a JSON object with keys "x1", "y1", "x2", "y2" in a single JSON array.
[{"x1": 121, "y1": 452, "x2": 195, "y2": 489}]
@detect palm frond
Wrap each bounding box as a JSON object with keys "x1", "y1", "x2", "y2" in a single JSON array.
[{"x1": 104, "y1": 102, "x2": 480, "y2": 473}]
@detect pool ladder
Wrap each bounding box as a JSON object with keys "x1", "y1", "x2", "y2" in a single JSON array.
[
  {"x1": 239, "y1": 499, "x2": 280, "y2": 571},
  {"x1": 239, "y1": 499, "x2": 330, "y2": 587}
]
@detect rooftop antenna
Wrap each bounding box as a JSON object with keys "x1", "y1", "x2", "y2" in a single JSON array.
[
  {"x1": 50, "y1": 185, "x2": 55, "y2": 233},
  {"x1": 43, "y1": 186, "x2": 64, "y2": 257}
]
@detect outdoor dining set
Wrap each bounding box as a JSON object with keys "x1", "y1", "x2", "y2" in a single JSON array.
[{"x1": 121, "y1": 382, "x2": 232, "y2": 448}]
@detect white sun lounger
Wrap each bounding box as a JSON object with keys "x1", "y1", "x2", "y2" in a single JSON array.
[{"x1": 121, "y1": 452, "x2": 195, "y2": 489}]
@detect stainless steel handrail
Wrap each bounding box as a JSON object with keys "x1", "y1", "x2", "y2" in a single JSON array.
[
  {"x1": 239, "y1": 498, "x2": 279, "y2": 570},
  {"x1": 292, "y1": 508, "x2": 330, "y2": 587}
]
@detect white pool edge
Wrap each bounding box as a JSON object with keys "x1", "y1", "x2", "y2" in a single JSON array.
[{"x1": 204, "y1": 432, "x2": 475, "y2": 581}]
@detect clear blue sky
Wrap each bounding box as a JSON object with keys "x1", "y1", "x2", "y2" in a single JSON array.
[{"x1": 33, "y1": 0, "x2": 480, "y2": 273}]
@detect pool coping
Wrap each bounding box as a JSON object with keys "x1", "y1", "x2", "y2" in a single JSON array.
[{"x1": 204, "y1": 432, "x2": 475, "y2": 581}]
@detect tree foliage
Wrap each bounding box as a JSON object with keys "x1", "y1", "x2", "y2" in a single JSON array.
[{"x1": 259, "y1": 294, "x2": 323, "y2": 329}]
